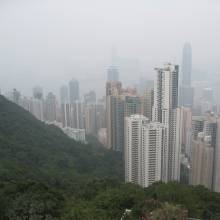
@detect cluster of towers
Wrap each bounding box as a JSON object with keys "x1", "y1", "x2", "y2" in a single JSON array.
[
  {"x1": 106, "y1": 44, "x2": 220, "y2": 192},
  {"x1": 6, "y1": 42, "x2": 220, "y2": 192}
]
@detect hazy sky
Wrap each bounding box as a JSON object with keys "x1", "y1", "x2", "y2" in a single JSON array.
[{"x1": 0, "y1": 0, "x2": 220, "y2": 97}]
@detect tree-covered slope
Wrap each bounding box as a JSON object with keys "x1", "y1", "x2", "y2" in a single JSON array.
[{"x1": 0, "y1": 95, "x2": 123, "y2": 186}]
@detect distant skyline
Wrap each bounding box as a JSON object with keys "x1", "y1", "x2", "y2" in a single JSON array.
[{"x1": 0, "y1": 0, "x2": 220, "y2": 96}]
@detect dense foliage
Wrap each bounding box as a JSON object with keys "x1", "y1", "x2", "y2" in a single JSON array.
[
  {"x1": 0, "y1": 95, "x2": 123, "y2": 187},
  {"x1": 0, "y1": 95, "x2": 220, "y2": 219}
]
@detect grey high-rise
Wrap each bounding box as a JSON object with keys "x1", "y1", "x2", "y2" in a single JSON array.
[
  {"x1": 45, "y1": 92, "x2": 57, "y2": 122},
  {"x1": 107, "y1": 66, "x2": 119, "y2": 81},
  {"x1": 180, "y1": 43, "x2": 194, "y2": 107},
  {"x1": 182, "y1": 42, "x2": 192, "y2": 86},
  {"x1": 60, "y1": 85, "x2": 69, "y2": 104},
  {"x1": 153, "y1": 63, "x2": 181, "y2": 182},
  {"x1": 69, "y1": 79, "x2": 79, "y2": 104}
]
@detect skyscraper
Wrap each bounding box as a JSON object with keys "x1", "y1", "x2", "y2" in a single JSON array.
[
  {"x1": 106, "y1": 81, "x2": 122, "y2": 150},
  {"x1": 70, "y1": 101, "x2": 85, "y2": 129},
  {"x1": 84, "y1": 90, "x2": 96, "y2": 105},
  {"x1": 106, "y1": 81, "x2": 141, "y2": 151},
  {"x1": 60, "y1": 85, "x2": 69, "y2": 104},
  {"x1": 179, "y1": 43, "x2": 194, "y2": 107},
  {"x1": 141, "y1": 88, "x2": 154, "y2": 121},
  {"x1": 182, "y1": 43, "x2": 192, "y2": 86},
  {"x1": 69, "y1": 79, "x2": 79, "y2": 104},
  {"x1": 107, "y1": 66, "x2": 119, "y2": 81},
  {"x1": 61, "y1": 103, "x2": 71, "y2": 127},
  {"x1": 31, "y1": 86, "x2": 44, "y2": 121},
  {"x1": 179, "y1": 107, "x2": 192, "y2": 157},
  {"x1": 45, "y1": 92, "x2": 57, "y2": 122},
  {"x1": 106, "y1": 94, "x2": 125, "y2": 151},
  {"x1": 12, "y1": 89, "x2": 21, "y2": 105},
  {"x1": 85, "y1": 104, "x2": 97, "y2": 135},
  {"x1": 124, "y1": 114, "x2": 167, "y2": 187},
  {"x1": 191, "y1": 133, "x2": 214, "y2": 190},
  {"x1": 33, "y1": 86, "x2": 43, "y2": 100},
  {"x1": 30, "y1": 98, "x2": 44, "y2": 121},
  {"x1": 153, "y1": 63, "x2": 181, "y2": 182},
  {"x1": 189, "y1": 113, "x2": 220, "y2": 192}
]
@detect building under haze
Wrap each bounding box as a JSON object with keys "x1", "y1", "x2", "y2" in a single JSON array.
[
  {"x1": 60, "y1": 85, "x2": 69, "y2": 104},
  {"x1": 141, "y1": 88, "x2": 154, "y2": 121},
  {"x1": 182, "y1": 43, "x2": 192, "y2": 86},
  {"x1": 84, "y1": 90, "x2": 96, "y2": 105},
  {"x1": 124, "y1": 115, "x2": 167, "y2": 187},
  {"x1": 70, "y1": 101, "x2": 85, "y2": 129},
  {"x1": 107, "y1": 65, "x2": 119, "y2": 81},
  {"x1": 179, "y1": 43, "x2": 194, "y2": 108},
  {"x1": 106, "y1": 81, "x2": 141, "y2": 151},
  {"x1": 153, "y1": 63, "x2": 181, "y2": 182},
  {"x1": 61, "y1": 103, "x2": 71, "y2": 127},
  {"x1": 30, "y1": 98, "x2": 44, "y2": 121},
  {"x1": 69, "y1": 79, "x2": 79, "y2": 104},
  {"x1": 84, "y1": 104, "x2": 97, "y2": 135},
  {"x1": 44, "y1": 92, "x2": 57, "y2": 122},
  {"x1": 33, "y1": 86, "x2": 43, "y2": 100},
  {"x1": 190, "y1": 113, "x2": 220, "y2": 192},
  {"x1": 191, "y1": 133, "x2": 214, "y2": 190}
]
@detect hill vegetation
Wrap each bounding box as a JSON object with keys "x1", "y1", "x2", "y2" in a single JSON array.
[
  {"x1": 0, "y1": 95, "x2": 220, "y2": 220},
  {"x1": 0, "y1": 95, "x2": 123, "y2": 187}
]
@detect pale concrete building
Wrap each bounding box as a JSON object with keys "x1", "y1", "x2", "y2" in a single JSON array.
[
  {"x1": 152, "y1": 63, "x2": 181, "y2": 182},
  {"x1": 124, "y1": 114, "x2": 167, "y2": 187}
]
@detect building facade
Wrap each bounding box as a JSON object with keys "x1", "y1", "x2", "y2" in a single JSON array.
[
  {"x1": 152, "y1": 63, "x2": 181, "y2": 182},
  {"x1": 124, "y1": 115, "x2": 167, "y2": 187}
]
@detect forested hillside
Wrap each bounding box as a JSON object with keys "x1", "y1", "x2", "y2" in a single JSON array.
[{"x1": 0, "y1": 95, "x2": 123, "y2": 186}]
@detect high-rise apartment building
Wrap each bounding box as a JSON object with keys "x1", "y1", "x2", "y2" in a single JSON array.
[
  {"x1": 61, "y1": 103, "x2": 71, "y2": 127},
  {"x1": 31, "y1": 86, "x2": 44, "y2": 121},
  {"x1": 30, "y1": 98, "x2": 44, "y2": 121},
  {"x1": 190, "y1": 113, "x2": 220, "y2": 192},
  {"x1": 107, "y1": 94, "x2": 125, "y2": 151},
  {"x1": 69, "y1": 79, "x2": 79, "y2": 104},
  {"x1": 70, "y1": 101, "x2": 85, "y2": 129},
  {"x1": 191, "y1": 133, "x2": 214, "y2": 190},
  {"x1": 84, "y1": 90, "x2": 96, "y2": 105},
  {"x1": 106, "y1": 81, "x2": 141, "y2": 151},
  {"x1": 85, "y1": 104, "x2": 97, "y2": 135},
  {"x1": 96, "y1": 103, "x2": 106, "y2": 130},
  {"x1": 192, "y1": 116, "x2": 205, "y2": 140},
  {"x1": 106, "y1": 81, "x2": 122, "y2": 150},
  {"x1": 124, "y1": 115, "x2": 167, "y2": 187},
  {"x1": 214, "y1": 117, "x2": 220, "y2": 192},
  {"x1": 141, "y1": 88, "x2": 154, "y2": 121},
  {"x1": 60, "y1": 85, "x2": 69, "y2": 104},
  {"x1": 12, "y1": 89, "x2": 21, "y2": 105},
  {"x1": 33, "y1": 86, "x2": 43, "y2": 100},
  {"x1": 179, "y1": 107, "x2": 192, "y2": 157},
  {"x1": 153, "y1": 63, "x2": 181, "y2": 182},
  {"x1": 44, "y1": 92, "x2": 57, "y2": 122}
]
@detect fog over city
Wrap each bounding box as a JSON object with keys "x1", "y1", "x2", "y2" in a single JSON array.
[
  {"x1": 0, "y1": 0, "x2": 220, "y2": 98},
  {"x1": 2, "y1": 1, "x2": 220, "y2": 217}
]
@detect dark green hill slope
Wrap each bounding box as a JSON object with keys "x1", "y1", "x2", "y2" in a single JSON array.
[{"x1": 0, "y1": 95, "x2": 123, "y2": 186}]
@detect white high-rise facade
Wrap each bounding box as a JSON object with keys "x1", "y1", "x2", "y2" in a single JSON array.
[
  {"x1": 153, "y1": 63, "x2": 181, "y2": 182},
  {"x1": 124, "y1": 115, "x2": 167, "y2": 187}
]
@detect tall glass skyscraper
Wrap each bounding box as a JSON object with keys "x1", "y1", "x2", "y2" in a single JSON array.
[
  {"x1": 180, "y1": 43, "x2": 194, "y2": 107},
  {"x1": 69, "y1": 79, "x2": 79, "y2": 104},
  {"x1": 182, "y1": 42, "x2": 192, "y2": 86}
]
